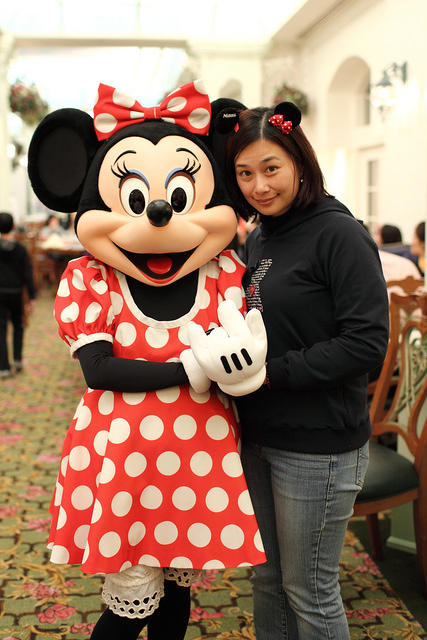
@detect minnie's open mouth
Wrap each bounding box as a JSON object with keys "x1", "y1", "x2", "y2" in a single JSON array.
[{"x1": 116, "y1": 245, "x2": 194, "y2": 281}]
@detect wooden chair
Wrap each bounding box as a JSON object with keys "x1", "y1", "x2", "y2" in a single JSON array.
[{"x1": 353, "y1": 291, "x2": 427, "y2": 597}]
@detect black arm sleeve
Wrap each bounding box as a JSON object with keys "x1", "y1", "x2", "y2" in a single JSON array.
[{"x1": 77, "y1": 340, "x2": 189, "y2": 392}]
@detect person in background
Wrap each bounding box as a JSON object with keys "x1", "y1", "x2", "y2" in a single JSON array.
[
  {"x1": 410, "y1": 221, "x2": 425, "y2": 276},
  {"x1": 0, "y1": 212, "x2": 36, "y2": 377},
  {"x1": 218, "y1": 101, "x2": 389, "y2": 639},
  {"x1": 373, "y1": 223, "x2": 417, "y2": 263}
]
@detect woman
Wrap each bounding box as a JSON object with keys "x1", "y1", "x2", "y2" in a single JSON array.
[{"x1": 219, "y1": 101, "x2": 389, "y2": 639}]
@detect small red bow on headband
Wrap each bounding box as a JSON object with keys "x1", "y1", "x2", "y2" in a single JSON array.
[
  {"x1": 268, "y1": 114, "x2": 293, "y2": 135},
  {"x1": 93, "y1": 80, "x2": 211, "y2": 141}
]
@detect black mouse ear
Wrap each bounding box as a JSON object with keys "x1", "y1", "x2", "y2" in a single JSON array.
[
  {"x1": 211, "y1": 97, "x2": 246, "y2": 134},
  {"x1": 273, "y1": 101, "x2": 302, "y2": 128},
  {"x1": 28, "y1": 108, "x2": 100, "y2": 213}
]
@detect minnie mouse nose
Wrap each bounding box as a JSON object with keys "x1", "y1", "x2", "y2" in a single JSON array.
[{"x1": 147, "y1": 200, "x2": 173, "y2": 228}]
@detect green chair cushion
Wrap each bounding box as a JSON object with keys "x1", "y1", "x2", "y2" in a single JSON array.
[{"x1": 356, "y1": 441, "x2": 419, "y2": 504}]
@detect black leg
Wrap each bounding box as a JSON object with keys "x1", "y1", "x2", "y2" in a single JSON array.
[
  {"x1": 147, "y1": 580, "x2": 191, "y2": 640},
  {"x1": 90, "y1": 606, "x2": 149, "y2": 640}
]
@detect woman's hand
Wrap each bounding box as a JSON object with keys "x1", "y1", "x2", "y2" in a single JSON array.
[{"x1": 186, "y1": 300, "x2": 267, "y2": 396}]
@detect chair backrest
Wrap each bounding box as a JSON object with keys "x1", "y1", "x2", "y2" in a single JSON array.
[
  {"x1": 386, "y1": 275, "x2": 424, "y2": 296},
  {"x1": 369, "y1": 291, "x2": 427, "y2": 467}
]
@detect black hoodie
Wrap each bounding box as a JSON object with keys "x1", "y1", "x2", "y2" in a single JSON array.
[{"x1": 236, "y1": 196, "x2": 389, "y2": 454}]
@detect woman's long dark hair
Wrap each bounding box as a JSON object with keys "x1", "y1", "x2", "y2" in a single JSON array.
[{"x1": 224, "y1": 107, "x2": 329, "y2": 220}]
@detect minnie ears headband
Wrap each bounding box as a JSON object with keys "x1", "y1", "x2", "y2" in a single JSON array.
[{"x1": 215, "y1": 101, "x2": 302, "y2": 135}]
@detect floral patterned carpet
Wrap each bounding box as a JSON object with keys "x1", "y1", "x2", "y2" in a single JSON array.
[{"x1": 0, "y1": 289, "x2": 426, "y2": 640}]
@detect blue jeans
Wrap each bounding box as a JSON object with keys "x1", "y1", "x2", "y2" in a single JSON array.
[{"x1": 241, "y1": 440, "x2": 369, "y2": 640}]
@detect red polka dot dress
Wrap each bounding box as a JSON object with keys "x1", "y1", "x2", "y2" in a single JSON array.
[{"x1": 48, "y1": 250, "x2": 266, "y2": 574}]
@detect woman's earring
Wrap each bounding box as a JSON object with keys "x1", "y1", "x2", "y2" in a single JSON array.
[{"x1": 300, "y1": 177, "x2": 304, "y2": 183}]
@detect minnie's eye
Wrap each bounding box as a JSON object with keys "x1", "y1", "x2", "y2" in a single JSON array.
[
  {"x1": 166, "y1": 174, "x2": 195, "y2": 215},
  {"x1": 120, "y1": 176, "x2": 149, "y2": 217}
]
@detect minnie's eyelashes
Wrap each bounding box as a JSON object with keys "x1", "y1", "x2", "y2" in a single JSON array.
[
  {"x1": 182, "y1": 156, "x2": 201, "y2": 177},
  {"x1": 111, "y1": 160, "x2": 131, "y2": 181}
]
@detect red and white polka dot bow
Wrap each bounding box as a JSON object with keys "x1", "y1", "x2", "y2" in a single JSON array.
[
  {"x1": 268, "y1": 114, "x2": 293, "y2": 135},
  {"x1": 93, "y1": 80, "x2": 212, "y2": 141}
]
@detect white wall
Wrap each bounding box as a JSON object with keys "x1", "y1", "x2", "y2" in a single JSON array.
[{"x1": 264, "y1": 0, "x2": 427, "y2": 243}]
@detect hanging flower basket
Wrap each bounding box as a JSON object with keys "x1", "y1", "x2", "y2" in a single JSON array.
[
  {"x1": 9, "y1": 80, "x2": 49, "y2": 126},
  {"x1": 273, "y1": 83, "x2": 309, "y2": 115}
]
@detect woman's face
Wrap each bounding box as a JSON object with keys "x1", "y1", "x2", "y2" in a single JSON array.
[
  {"x1": 410, "y1": 232, "x2": 425, "y2": 257},
  {"x1": 234, "y1": 139, "x2": 300, "y2": 217}
]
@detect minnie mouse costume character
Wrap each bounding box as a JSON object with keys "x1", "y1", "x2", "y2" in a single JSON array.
[{"x1": 27, "y1": 81, "x2": 266, "y2": 640}]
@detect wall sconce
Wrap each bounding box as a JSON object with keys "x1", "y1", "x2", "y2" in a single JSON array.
[{"x1": 370, "y1": 62, "x2": 408, "y2": 115}]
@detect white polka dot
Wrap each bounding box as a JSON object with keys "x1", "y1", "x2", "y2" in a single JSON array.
[
  {"x1": 218, "y1": 254, "x2": 237, "y2": 273},
  {"x1": 60, "y1": 456, "x2": 68, "y2": 477},
  {"x1": 145, "y1": 326, "x2": 169, "y2": 348},
  {"x1": 189, "y1": 387, "x2": 210, "y2": 403},
  {"x1": 71, "y1": 485, "x2": 93, "y2": 510},
  {"x1": 116, "y1": 322, "x2": 137, "y2": 347},
  {"x1": 200, "y1": 289, "x2": 210, "y2": 309},
  {"x1": 130, "y1": 109, "x2": 145, "y2": 119},
  {"x1": 56, "y1": 506, "x2": 67, "y2": 529},
  {"x1": 206, "y1": 261, "x2": 220, "y2": 278},
  {"x1": 98, "y1": 390, "x2": 114, "y2": 415},
  {"x1": 161, "y1": 116, "x2": 176, "y2": 124},
  {"x1": 124, "y1": 451, "x2": 147, "y2": 477},
  {"x1": 94, "y1": 112, "x2": 117, "y2": 134},
  {"x1": 74, "y1": 524, "x2": 90, "y2": 549},
  {"x1": 106, "y1": 305, "x2": 114, "y2": 325},
  {"x1": 188, "y1": 107, "x2": 210, "y2": 130},
  {"x1": 75, "y1": 405, "x2": 91, "y2": 430},
  {"x1": 109, "y1": 418, "x2": 130, "y2": 444},
  {"x1": 254, "y1": 530, "x2": 264, "y2": 552},
  {"x1": 187, "y1": 523, "x2": 211, "y2": 547},
  {"x1": 113, "y1": 89, "x2": 135, "y2": 107},
  {"x1": 82, "y1": 543, "x2": 90, "y2": 564},
  {"x1": 122, "y1": 390, "x2": 146, "y2": 405},
  {"x1": 223, "y1": 286, "x2": 243, "y2": 307},
  {"x1": 156, "y1": 451, "x2": 181, "y2": 475},
  {"x1": 206, "y1": 487, "x2": 229, "y2": 512},
  {"x1": 193, "y1": 80, "x2": 207, "y2": 95},
  {"x1": 154, "y1": 521, "x2": 178, "y2": 545},
  {"x1": 99, "y1": 458, "x2": 115, "y2": 484},
  {"x1": 85, "y1": 301, "x2": 102, "y2": 324},
  {"x1": 203, "y1": 559, "x2": 225, "y2": 570},
  {"x1": 54, "y1": 481, "x2": 63, "y2": 506},
  {"x1": 140, "y1": 415, "x2": 164, "y2": 440},
  {"x1": 173, "y1": 415, "x2": 197, "y2": 440},
  {"x1": 69, "y1": 445, "x2": 91, "y2": 471},
  {"x1": 57, "y1": 279, "x2": 70, "y2": 297},
  {"x1": 51, "y1": 545, "x2": 70, "y2": 563},
  {"x1": 221, "y1": 524, "x2": 244, "y2": 549},
  {"x1": 61, "y1": 302, "x2": 79, "y2": 323},
  {"x1": 110, "y1": 291, "x2": 124, "y2": 314},
  {"x1": 91, "y1": 278, "x2": 108, "y2": 295},
  {"x1": 128, "y1": 521, "x2": 146, "y2": 546},
  {"x1": 238, "y1": 490, "x2": 254, "y2": 515},
  {"x1": 111, "y1": 491, "x2": 133, "y2": 517},
  {"x1": 91, "y1": 499, "x2": 102, "y2": 523},
  {"x1": 93, "y1": 430, "x2": 109, "y2": 456},
  {"x1": 172, "y1": 486, "x2": 196, "y2": 511},
  {"x1": 156, "y1": 386, "x2": 180, "y2": 403},
  {"x1": 72, "y1": 269, "x2": 86, "y2": 291},
  {"x1": 177, "y1": 324, "x2": 190, "y2": 345},
  {"x1": 120, "y1": 561, "x2": 133, "y2": 572},
  {"x1": 222, "y1": 452, "x2": 243, "y2": 477},
  {"x1": 167, "y1": 95, "x2": 187, "y2": 112},
  {"x1": 140, "y1": 485, "x2": 163, "y2": 509},
  {"x1": 190, "y1": 451, "x2": 213, "y2": 476},
  {"x1": 99, "y1": 531, "x2": 121, "y2": 557},
  {"x1": 170, "y1": 556, "x2": 193, "y2": 568},
  {"x1": 138, "y1": 554, "x2": 160, "y2": 567},
  {"x1": 206, "y1": 415, "x2": 229, "y2": 440}
]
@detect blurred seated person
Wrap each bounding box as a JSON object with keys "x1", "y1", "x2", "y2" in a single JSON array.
[
  {"x1": 373, "y1": 223, "x2": 417, "y2": 263},
  {"x1": 410, "y1": 221, "x2": 425, "y2": 276},
  {"x1": 378, "y1": 249, "x2": 422, "y2": 296}
]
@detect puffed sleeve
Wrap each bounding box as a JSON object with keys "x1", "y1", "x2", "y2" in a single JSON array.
[
  {"x1": 54, "y1": 256, "x2": 114, "y2": 358},
  {"x1": 217, "y1": 249, "x2": 247, "y2": 315}
]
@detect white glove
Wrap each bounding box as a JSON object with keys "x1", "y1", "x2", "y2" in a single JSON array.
[
  {"x1": 180, "y1": 348, "x2": 211, "y2": 393},
  {"x1": 187, "y1": 299, "x2": 267, "y2": 396}
]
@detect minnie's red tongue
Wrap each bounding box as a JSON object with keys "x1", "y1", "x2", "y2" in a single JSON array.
[{"x1": 147, "y1": 256, "x2": 173, "y2": 274}]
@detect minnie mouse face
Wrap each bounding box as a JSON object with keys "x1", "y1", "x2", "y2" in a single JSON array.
[
  {"x1": 27, "y1": 82, "x2": 243, "y2": 288},
  {"x1": 77, "y1": 131, "x2": 237, "y2": 286}
]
